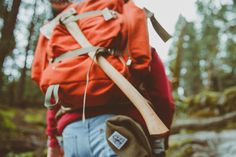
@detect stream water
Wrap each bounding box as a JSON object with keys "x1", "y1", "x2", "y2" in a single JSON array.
[{"x1": 169, "y1": 130, "x2": 236, "y2": 157}]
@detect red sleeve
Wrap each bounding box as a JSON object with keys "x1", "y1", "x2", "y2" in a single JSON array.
[
  {"x1": 146, "y1": 48, "x2": 175, "y2": 128},
  {"x1": 46, "y1": 108, "x2": 60, "y2": 147}
]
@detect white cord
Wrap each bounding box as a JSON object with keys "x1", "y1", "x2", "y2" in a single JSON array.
[{"x1": 82, "y1": 53, "x2": 97, "y2": 122}]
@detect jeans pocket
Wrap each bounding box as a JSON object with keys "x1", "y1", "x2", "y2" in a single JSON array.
[
  {"x1": 101, "y1": 127, "x2": 118, "y2": 157},
  {"x1": 89, "y1": 123, "x2": 118, "y2": 157},
  {"x1": 63, "y1": 135, "x2": 78, "y2": 157},
  {"x1": 106, "y1": 146, "x2": 118, "y2": 157}
]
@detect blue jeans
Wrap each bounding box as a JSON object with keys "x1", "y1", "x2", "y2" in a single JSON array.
[{"x1": 62, "y1": 114, "x2": 118, "y2": 157}]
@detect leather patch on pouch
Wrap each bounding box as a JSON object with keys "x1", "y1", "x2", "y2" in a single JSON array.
[{"x1": 108, "y1": 131, "x2": 128, "y2": 150}]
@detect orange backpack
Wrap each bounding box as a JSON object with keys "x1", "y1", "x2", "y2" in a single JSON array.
[{"x1": 31, "y1": 0, "x2": 170, "y2": 110}]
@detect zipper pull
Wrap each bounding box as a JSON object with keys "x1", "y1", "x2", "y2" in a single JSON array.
[{"x1": 126, "y1": 57, "x2": 132, "y2": 66}]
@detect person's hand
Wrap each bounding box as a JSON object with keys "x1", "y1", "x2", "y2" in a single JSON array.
[{"x1": 47, "y1": 146, "x2": 64, "y2": 157}]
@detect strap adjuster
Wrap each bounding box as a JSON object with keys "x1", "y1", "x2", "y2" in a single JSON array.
[
  {"x1": 102, "y1": 8, "x2": 117, "y2": 21},
  {"x1": 60, "y1": 8, "x2": 77, "y2": 24}
]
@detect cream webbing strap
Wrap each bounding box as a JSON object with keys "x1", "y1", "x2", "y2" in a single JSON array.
[
  {"x1": 44, "y1": 47, "x2": 106, "y2": 109},
  {"x1": 62, "y1": 8, "x2": 117, "y2": 24},
  {"x1": 61, "y1": 9, "x2": 169, "y2": 137},
  {"x1": 43, "y1": 8, "x2": 117, "y2": 109},
  {"x1": 40, "y1": 8, "x2": 116, "y2": 39},
  {"x1": 40, "y1": 8, "x2": 77, "y2": 39},
  {"x1": 44, "y1": 84, "x2": 60, "y2": 109},
  {"x1": 51, "y1": 46, "x2": 104, "y2": 63}
]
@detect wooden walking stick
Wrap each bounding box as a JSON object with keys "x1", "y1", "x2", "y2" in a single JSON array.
[{"x1": 61, "y1": 9, "x2": 169, "y2": 138}]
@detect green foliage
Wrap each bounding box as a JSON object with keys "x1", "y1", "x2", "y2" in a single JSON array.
[
  {"x1": 175, "y1": 86, "x2": 236, "y2": 118},
  {"x1": 23, "y1": 108, "x2": 45, "y2": 126},
  {"x1": 167, "y1": 138, "x2": 195, "y2": 157},
  {"x1": 0, "y1": 0, "x2": 46, "y2": 107},
  {"x1": 0, "y1": 106, "x2": 46, "y2": 156},
  {"x1": 6, "y1": 152, "x2": 33, "y2": 157},
  {"x1": 0, "y1": 107, "x2": 16, "y2": 131},
  {"x1": 169, "y1": 0, "x2": 236, "y2": 96},
  {"x1": 223, "y1": 86, "x2": 236, "y2": 112}
]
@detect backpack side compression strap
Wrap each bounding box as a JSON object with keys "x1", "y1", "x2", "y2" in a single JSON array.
[
  {"x1": 44, "y1": 84, "x2": 60, "y2": 109},
  {"x1": 60, "y1": 8, "x2": 169, "y2": 138}
]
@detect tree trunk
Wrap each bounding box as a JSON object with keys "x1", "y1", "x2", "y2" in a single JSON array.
[
  {"x1": 0, "y1": 0, "x2": 22, "y2": 92},
  {"x1": 171, "y1": 111, "x2": 236, "y2": 134},
  {"x1": 172, "y1": 24, "x2": 186, "y2": 91},
  {"x1": 8, "y1": 80, "x2": 16, "y2": 106},
  {"x1": 18, "y1": 1, "x2": 37, "y2": 103}
]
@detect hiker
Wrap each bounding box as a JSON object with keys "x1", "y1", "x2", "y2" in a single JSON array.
[{"x1": 31, "y1": 0, "x2": 174, "y2": 157}]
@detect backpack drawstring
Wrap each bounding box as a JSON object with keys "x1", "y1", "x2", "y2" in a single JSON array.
[{"x1": 82, "y1": 51, "x2": 97, "y2": 123}]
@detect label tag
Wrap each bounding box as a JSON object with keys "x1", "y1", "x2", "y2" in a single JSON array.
[{"x1": 108, "y1": 131, "x2": 128, "y2": 150}]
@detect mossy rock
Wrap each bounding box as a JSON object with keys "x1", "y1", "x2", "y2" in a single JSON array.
[
  {"x1": 192, "y1": 91, "x2": 220, "y2": 107},
  {"x1": 181, "y1": 86, "x2": 236, "y2": 117},
  {"x1": 223, "y1": 86, "x2": 236, "y2": 112},
  {"x1": 187, "y1": 91, "x2": 220, "y2": 116},
  {"x1": 0, "y1": 108, "x2": 16, "y2": 131},
  {"x1": 167, "y1": 139, "x2": 195, "y2": 157}
]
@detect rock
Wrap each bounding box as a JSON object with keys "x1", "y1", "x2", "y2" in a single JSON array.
[{"x1": 168, "y1": 130, "x2": 236, "y2": 157}]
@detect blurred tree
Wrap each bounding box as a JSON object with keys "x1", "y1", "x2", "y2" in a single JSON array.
[
  {"x1": 0, "y1": 0, "x2": 22, "y2": 93},
  {"x1": 197, "y1": 0, "x2": 221, "y2": 91},
  {"x1": 182, "y1": 21, "x2": 202, "y2": 95},
  {"x1": 17, "y1": 0, "x2": 37, "y2": 104},
  {"x1": 0, "y1": 0, "x2": 4, "y2": 17},
  {"x1": 15, "y1": 0, "x2": 47, "y2": 106},
  {"x1": 217, "y1": 2, "x2": 236, "y2": 88},
  {"x1": 169, "y1": 0, "x2": 236, "y2": 97},
  {"x1": 169, "y1": 16, "x2": 186, "y2": 92},
  {"x1": 0, "y1": 0, "x2": 47, "y2": 106},
  {"x1": 169, "y1": 16, "x2": 202, "y2": 96}
]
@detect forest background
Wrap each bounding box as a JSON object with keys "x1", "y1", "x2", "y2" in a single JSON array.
[{"x1": 0, "y1": 0, "x2": 235, "y2": 156}]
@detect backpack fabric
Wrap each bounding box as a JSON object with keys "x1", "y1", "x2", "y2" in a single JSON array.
[
  {"x1": 146, "y1": 48, "x2": 175, "y2": 129},
  {"x1": 32, "y1": 0, "x2": 151, "y2": 109}
]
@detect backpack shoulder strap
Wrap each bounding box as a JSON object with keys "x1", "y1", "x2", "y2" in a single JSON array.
[{"x1": 59, "y1": 8, "x2": 169, "y2": 138}]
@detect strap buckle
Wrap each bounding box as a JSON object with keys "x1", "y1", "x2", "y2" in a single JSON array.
[
  {"x1": 102, "y1": 8, "x2": 117, "y2": 21},
  {"x1": 60, "y1": 8, "x2": 77, "y2": 24}
]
